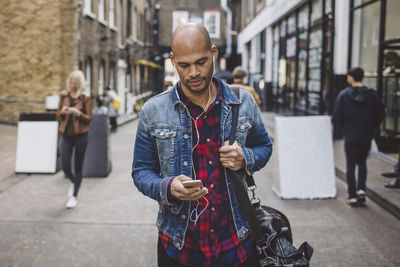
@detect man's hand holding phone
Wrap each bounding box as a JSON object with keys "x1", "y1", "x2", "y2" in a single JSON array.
[{"x1": 171, "y1": 175, "x2": 208, "y2": 201}]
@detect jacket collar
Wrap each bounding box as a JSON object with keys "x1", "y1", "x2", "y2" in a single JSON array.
[{"x1": 172, "y1": 76, "x2": 241, "y2": 108}]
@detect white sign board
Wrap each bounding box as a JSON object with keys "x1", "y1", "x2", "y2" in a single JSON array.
[
  {"x1": 273, "y1": 116, "x2": 336, "y2": 199},
  {"x1": 15, "y1": 121, "x2": 59, "y2": 173}
]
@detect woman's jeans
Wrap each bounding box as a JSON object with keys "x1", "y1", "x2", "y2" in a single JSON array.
[
  {"x1": 344, "y1": 141, "x2": 371, "y2": 198},
  {"x1": 61, "y1": 133, "x2": 88, "y2": 197}
]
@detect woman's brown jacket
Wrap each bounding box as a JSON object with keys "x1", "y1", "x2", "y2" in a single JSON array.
[{"x1": 56, "y1": 91, "x2": 92, "y2": 134}]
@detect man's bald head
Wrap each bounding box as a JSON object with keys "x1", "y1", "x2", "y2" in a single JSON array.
[{"x1": 171, "y1": 23, "x2": 212, "y2": 53}]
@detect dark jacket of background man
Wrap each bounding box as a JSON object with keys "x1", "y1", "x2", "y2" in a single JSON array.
[{"x1": 334, "y1": 86, "x2": 385, "y2": 143}]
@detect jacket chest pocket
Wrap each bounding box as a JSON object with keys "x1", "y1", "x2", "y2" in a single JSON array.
[
  {"x1": 235, "y1": 120, "x2": 252, "y2": 146},
  {"x1": 151, "y1": 128, "x2": 176, "y2": 161}
]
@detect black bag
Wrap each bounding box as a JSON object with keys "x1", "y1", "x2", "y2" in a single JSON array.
[{"x1": 228, "y1": 86, "x2": 313, "y2": 267}]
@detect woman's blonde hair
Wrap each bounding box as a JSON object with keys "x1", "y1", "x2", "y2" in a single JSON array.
[{"x1": 66, "y1": 70, "x2": 86, "y2": 93}]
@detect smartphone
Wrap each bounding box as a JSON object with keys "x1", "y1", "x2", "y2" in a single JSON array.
[{"x1": 182, "y1": 180, "x2": 203, "y2": 188}]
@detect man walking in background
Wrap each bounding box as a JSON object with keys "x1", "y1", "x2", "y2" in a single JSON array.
[
  {"x1": 334, "y1": 67, "x2": 385, "y2": 206},
  {"x1": 232, "y1": 66, "x2": 261, "y2": 106}
]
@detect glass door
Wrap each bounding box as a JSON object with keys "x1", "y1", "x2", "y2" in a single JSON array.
[{"x1": 382, "y1": 48, "x2": 400, "y2": 138}]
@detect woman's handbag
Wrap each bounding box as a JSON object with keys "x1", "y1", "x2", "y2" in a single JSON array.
[{"x1": 228, "y1": 86, "x2": 313, "y2": 266}]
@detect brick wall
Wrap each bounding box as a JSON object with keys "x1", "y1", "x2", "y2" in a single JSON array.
[{"x1": 0, "y1": 0, "x2": 76, "y2": 123}]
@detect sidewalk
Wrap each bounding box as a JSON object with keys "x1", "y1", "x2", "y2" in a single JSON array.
[
  {"x1": 2, "y1": 113, "x2": 400, "y2": 218},
  {"x1": 261, "y1": 112, "x2": 400, "y2": 219},
  {"x1": 0, "y1": 114, "x2": 399, "y2": 266}
]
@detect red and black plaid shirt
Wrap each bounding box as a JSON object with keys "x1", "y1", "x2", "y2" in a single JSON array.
[{"x1": 159, "y1": 79, "x2": 253, "y2": 266}]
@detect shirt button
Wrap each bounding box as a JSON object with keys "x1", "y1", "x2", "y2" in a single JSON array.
[
  {"x1": 211, "y1": 207, "x2": 215, "y2": 211},
  {"x1": 183, "y1": 134, "x2": 188, "y2": 139},
  {"x1": 210, "y1": 184, "x2": 214, "y2": 188},
  {"x1": 181, "y1": 214, "x2": 187, "y2": 219},
  {"x1": 204, "y1": 115, "x2": 207, "y2": 119},
  {"x1": 207, "y1": 138, "x2": 210, "y2": 142},
  {"x1": 183, "y1": 161, "x2": 188, "y2": 166},
  {"x1": 208, "y1": 160, "x2": 212, "y2": 165},
  {"x1": 210, "y1": 229, "x2": 214, "y2": 233}
]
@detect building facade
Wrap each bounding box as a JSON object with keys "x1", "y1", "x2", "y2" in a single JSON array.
[
  {"x1": 237, "y1": 0, "x2": 400, "y2": 151},
  {"x1": 155, "y1": 0, "x2": 230, "y2": 86},
  {"x1": 0, "y1": 0, "x2": 157, "y2": 123}
]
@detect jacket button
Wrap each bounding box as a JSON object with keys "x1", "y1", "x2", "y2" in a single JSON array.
[
  {"x1": 181, "y1": 214, "x2": 186, "y2": 219},
  {"x1": 183, "y1": 134, "x2": 188, "y2": 139},
  {"x1": 160, "y1": 131, "x2": 164, "y2": 136},
  {"x1": 183, "y1": 161, "x2": 188, "y2": 166},
  {"x1": 241, "y1": 125, "x2": 245, "y2": 130},
  {"x1": 208, "y1": 160, "x2": 212, "y2": 165}
]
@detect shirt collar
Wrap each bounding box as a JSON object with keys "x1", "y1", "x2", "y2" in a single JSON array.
[{"x1": 177, "y1": 77, "x2": 223, "y2": 109}]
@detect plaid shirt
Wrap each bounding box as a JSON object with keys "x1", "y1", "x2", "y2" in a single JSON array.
[{"x1": 159, "y1": 79, "x2": 253, "y2": 266}]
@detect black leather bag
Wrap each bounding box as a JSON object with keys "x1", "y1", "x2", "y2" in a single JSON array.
[{"x1": 228, "y1": 86, "x2": 313, "y2": 267}]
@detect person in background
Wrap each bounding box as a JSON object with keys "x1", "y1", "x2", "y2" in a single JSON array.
[
  {"x1": 106, "y1": 86, "x2": 118, "y2": 132},
  {"x1": 93, "y1": 96, "x2": 108, "y2": 115},
  {"x1": 131, "y1": 23, "x2": 272, "y2": 267},
  {"x1": 232, "y1": 66, "x2": 261, "y2": 106},
  {"x1": 56, "y1": 70, "x2": 92, "y2": 209},
  {"x1": 333, "y1": 67, "x2": 385, "y2": 206},
  {"x1": 381, "y1": 147, "x2": 400, "y2": 188}
]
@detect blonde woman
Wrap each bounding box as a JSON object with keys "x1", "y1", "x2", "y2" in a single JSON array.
[{"x1": 57, "y1": 70, "x2": 92, "y2": 208}]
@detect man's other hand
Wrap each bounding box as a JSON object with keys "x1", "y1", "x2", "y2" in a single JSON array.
[{"x1": 219, "y1": 141, "x2": 245, "y2": 171}]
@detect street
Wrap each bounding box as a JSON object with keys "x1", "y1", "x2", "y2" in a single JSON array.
[{"x1": 0, "y1": 116, "x2": 399, "y2": 267}]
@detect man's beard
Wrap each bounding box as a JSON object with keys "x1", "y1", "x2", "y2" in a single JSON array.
[{"x1": 180, "y1": 62, "x2": 214, "y2": 94}]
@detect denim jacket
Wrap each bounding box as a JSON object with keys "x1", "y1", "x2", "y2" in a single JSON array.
[{"x1": 132, "y1": 78, "x2": 272, "y2": 250}]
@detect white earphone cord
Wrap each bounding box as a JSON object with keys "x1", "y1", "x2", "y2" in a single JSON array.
[{"x1": 188, "y1": 81, "x2": 213, "y2": 225}]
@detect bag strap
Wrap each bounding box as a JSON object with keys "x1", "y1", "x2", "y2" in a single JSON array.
[
  {"x1": 228, "y1": 85, "x2": 265, "y2": 243},
  {"x1": 229, "y1": 86, "x2": 256, "y2": 188}
]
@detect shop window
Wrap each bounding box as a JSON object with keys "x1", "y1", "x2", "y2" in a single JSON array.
[
  {"x1": 354, "y1": 0, "x2": 371, "y2": 8},
  {"x1": 311, "y1": 0, "x2": 322, "y2": 26},
  {"x1": 286, "y1": 36, "x2": 296, "y2": 58},
  {"x1": 280, "y1": 20, "x2": 286, "y2": 37},
  {"x1": 272, "y1": 26, "x2": 280, "y2": 96},
  {"x1": 386, "y1": 0, "x2": 400, "y2": 40},
  {"x1": 296, "y1": 32, "x2": 308, "y2": 111},
  {"x1": 298, "y1": 5, "x2": 309, "y2": 32},
  {"x1": 325, "y1": 0, "x2": 332, "y2": 14},
  {"x1": 308, "y1": 26, "x2": 323, "y2": 113},
  {"x1": 288, "y1": 14, "x2": 296, "y2": 34},
  {"x1": 351, "y1": 1, "x2": 380, "y2": 89}
]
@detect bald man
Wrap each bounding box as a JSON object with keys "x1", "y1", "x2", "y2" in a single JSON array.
[{"x1": 132, "y1": 23, "x2": 272, "y2": 267}]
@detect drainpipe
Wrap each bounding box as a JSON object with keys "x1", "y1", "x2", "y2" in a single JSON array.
[{"x1": 220, "y1": 0, "x2": 232, "y2": 58}]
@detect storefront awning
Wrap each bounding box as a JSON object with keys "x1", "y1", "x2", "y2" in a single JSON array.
[{"x1": 136, "y1": 59, "x2": 161, "y2": 69}]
